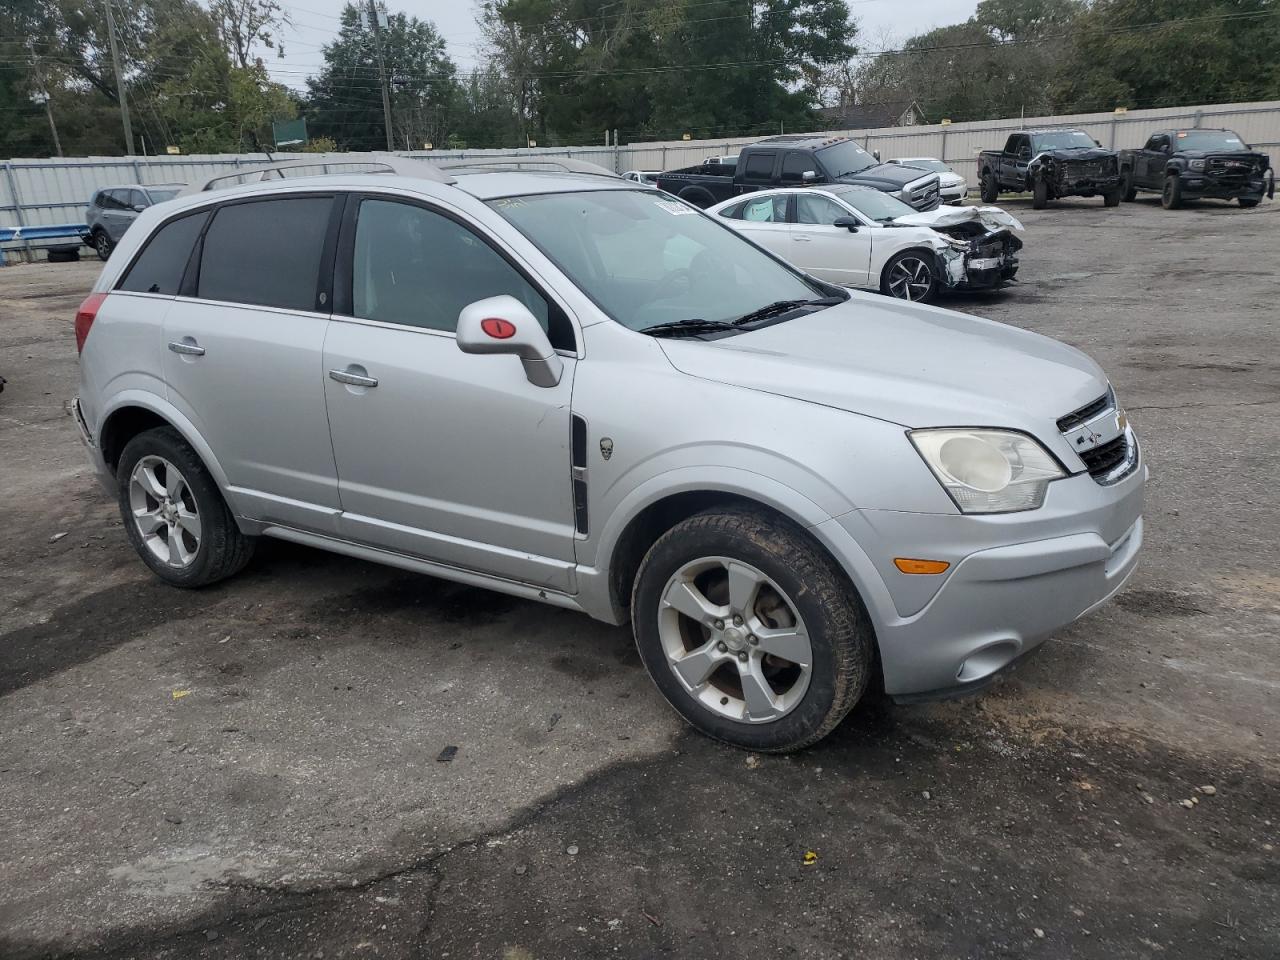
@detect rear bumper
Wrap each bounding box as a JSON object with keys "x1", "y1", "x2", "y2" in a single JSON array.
[
  {"x1": 72, "y1": 396, "x2": 115, "y2": 495},
  {"x1": 816, "y1": 461, "x2": 1146, "y2": 699}
]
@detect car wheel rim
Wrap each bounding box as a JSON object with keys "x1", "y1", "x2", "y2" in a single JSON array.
[
  {"x1": 888, "y1": 258, "x2": 932, "y2": 300},
  {"x1": 129, "y1": 455, "x2": 201, "y2": 568},
  {"x1": 657, "y1": 556, "x2": 813, "y2": 724},
  {"x1": 96, "y1": 234, "x2": 109, "y2": 256}
]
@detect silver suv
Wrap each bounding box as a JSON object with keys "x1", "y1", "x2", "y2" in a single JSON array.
[
  {"x1": 74, "y1": 158, "x2": 1145, "y2": 751},
  {"x1": 85, "y1": 184, "x2": 183, "y2": 260}
]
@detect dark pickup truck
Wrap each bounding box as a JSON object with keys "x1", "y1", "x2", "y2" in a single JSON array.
[
  {"x1": 655, "y1": 135, "x2": 941, "y2": 211},
  {"x1": 1119, "y1": 128, "x2": 1274, "y2": 209},
  {"x1": 977, "y1": 129, "x2": 1123, "y2": 209}
]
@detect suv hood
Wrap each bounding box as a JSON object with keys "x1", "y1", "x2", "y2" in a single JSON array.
[
  {"x1": 837, "y1": 163, "x2": 932, "y2": 190},
  {"x1": 658, "y1": 294, "x2": 1107, "y2": 452}
]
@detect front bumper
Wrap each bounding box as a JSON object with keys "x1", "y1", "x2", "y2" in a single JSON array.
[
  {"x1": 940, "y1": 182, "x2": 967, "y2": 204},
  {"x1": 817, "y1": 459, "x2": 1146, "y2": 699},
  {"x1": 1057, "y1": 173, "x2": 1122, "y2": 197},
  {"x1": 1178, "y1": 170, "x2": 1273, "y2": 200}
]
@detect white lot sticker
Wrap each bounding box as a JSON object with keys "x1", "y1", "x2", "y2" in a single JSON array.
[{"x1": 654, "y1": 199, "x2": 696, "y2": 215}]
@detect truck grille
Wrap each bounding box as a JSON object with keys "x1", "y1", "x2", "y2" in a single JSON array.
[
  {"x1": 1205, "y1": 156, "x2": 1254, "y2": 182},
  {"x1": 905, "y1": 177, "x2": 940, "y2": 210}
]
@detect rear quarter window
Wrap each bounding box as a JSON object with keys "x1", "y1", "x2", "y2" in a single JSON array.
[
  {"x1": 197, "y1": 197, "x2": 334, "y2": 311},
  {"x1": 117, "y1": 211, "x2": 208, "y2": 295}
]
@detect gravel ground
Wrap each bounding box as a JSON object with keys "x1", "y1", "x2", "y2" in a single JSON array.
[{"x1": 1, "y1": 194, "x2": 1278, "y2": 959}]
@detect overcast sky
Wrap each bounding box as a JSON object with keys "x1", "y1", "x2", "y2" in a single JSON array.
[{"x1": 268, "y1": 0, "x2": 980, "y2": 87}]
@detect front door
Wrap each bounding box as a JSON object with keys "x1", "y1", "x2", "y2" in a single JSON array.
[
  {"x1": 790, "y1": 193, "x2": 872, "y2": 287},
  {"x1": 162, "y1": 194, "x2": 342, "y2": 531},
  {"x1": 322, "y1": 195, "x2": 578, "y2": 591}
]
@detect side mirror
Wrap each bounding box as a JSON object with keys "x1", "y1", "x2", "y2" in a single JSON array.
[
  {"x1": 832, "y1": 216, "x2": 859, "y2": 232},
  {"x1": 1094, "y1": 139, "x2": 1102, "y2": 147},
  {"x1": 456, "y1": 295, "x2": 563, "y2": 388},
  {"x1": 801, "y1": 170, "x2": 819, "y2": 182},
  {"x1": 132, "y1": 203, "x2": 147, "y2": 212},
  {"x1": 872, "y1": 150, "x2": 881, "y2": 161}
]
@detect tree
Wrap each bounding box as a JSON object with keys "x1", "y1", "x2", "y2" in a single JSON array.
[
  {"x1": 304, "y1": 3, "x2": 458, "y2": 151},
  {"x1": 208, "y1": 0, "x2": 289, "y2": 69}
]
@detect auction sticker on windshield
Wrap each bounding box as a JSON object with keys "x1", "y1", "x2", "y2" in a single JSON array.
[{"x1": 654, "y1": 199, "x2": 697, "y2": 215}]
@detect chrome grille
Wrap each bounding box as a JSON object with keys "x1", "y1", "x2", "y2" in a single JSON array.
[{"x1": 1056, "y1": 389, "x2": 1138, "y2": 485}]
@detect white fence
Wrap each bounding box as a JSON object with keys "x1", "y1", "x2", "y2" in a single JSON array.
[{"x1": 3, "y1": 99, "x2": 1277, "y2": 261}]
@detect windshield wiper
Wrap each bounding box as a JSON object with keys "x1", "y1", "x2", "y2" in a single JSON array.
[
  {"x1": 730, "y1": 297, "x2": 842, "y2": 327},
  {"x1": 641, "y1": 318, "x2": 737, "y2": 339}
]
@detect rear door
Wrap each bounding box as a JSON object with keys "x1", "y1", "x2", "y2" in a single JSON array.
[
  {"x1": 321, "y1": 194, "x2": 578, "y2": 590},
  {"x1": 162, "y1": 193, "x2": 343, "y2": 531},
  {"x1": 719, "y1": 193, "x2": 792, "y2": 260},
  {"x1": 790, "y1": 193, "x2": 871, "y2": 286}
]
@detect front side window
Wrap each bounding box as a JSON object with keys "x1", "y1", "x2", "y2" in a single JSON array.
[
  {"x1": 780, "y1": 153, "x2": 813, "y2": 183},
  {"x1": 351, "y1": 198, "x2": 551, "y2": 337},
  {"x1": 197, "y1": 196, "x2": 333, "y2": 311},
  {"x1": 127, "y1": 190, "x2": 148, "y2": 210},
  {"x1": 117, "y1": 211, "x2": 208, "y2": 295},
  {"x1": 743, "y1": 153, "x2": 776, "y2": 180},
  {"x1": 489, "y1": 189, "x2": 824, "y2": 333},
  {"x1": 794, "y1": 194, "x2": 848, "y2": 226}
]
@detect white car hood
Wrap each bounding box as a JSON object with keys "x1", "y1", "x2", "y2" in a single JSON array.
[
  {"x1": 893, "y1": 205, "x2": 1023, "y2": 232},
  {"x1": 658, "y1": 293, "x2": 1107, "y2": 456}
]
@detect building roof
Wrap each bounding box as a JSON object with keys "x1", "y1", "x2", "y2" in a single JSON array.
[{"x1": 818, "y1": 99, "x2": 923, "y2": 130}]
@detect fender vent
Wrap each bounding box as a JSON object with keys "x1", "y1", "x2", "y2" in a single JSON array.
[{"x1": 571, "y1": 415, "x2": 588, "y2": 535}]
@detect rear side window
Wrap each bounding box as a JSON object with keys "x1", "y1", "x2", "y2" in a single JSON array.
[
  {"x1": 198, "y1": 197, "x2": 333, "y2": 311},
  {"x1": 743, "y1": 153, "x2": 776, "y2": 180},
  {"x1": 117, "y1": 211, "x2": 208, "y2": 295}
]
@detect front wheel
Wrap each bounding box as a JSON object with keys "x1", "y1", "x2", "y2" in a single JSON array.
[
  {"x1": 1239, "y1": 197, "x2": 1260, "y2": 208},
  {"x1": 1032, "y1": 178, "x2": 1049, "y2": 209},
  {"x1": 1162, "y1": 175, "x2": 1183, "y2": 209},
  {"x1": 1103, "y1": 186, "x2": 1122, "y2": 207},
  {"x1": 881, "y1": 250, "x2": 938, "y2": 303},
  {"x1": 631, "y1": 507, "x2": 873, "y2": 752},
  {"x1": 117, "y1": 426, "x2": 256, "y2": 587},
  {"x1": 980, "y1": 173, "x2": 999, "y2": 203},
  {"x1": 1122, "y1": 171, "x2": 1137, "y2": 202}
]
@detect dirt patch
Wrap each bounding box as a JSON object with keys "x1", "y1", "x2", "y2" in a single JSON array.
[{"x1": 1114, "y1": 588, "x2": 1212, "y2": 617}]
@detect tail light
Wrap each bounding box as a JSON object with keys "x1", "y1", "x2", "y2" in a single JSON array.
[{"x1": 74, "y1": 293, "x2": 107, "y2": 353}]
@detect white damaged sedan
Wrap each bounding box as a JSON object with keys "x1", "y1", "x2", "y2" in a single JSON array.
[{"x1": 708, "y1": 186, "x2": 1023, "y2": 304}]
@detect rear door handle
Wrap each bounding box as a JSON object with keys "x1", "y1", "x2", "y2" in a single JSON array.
[
  {"x1": 793, "y1": 235, "x2": 812, "y2": 242},
  {"x1": 329, "y1": 368, "x2": 379, "y2": 388},
  {"x1": 168, "y1": 339, "x2": 205, "y2": 356}
]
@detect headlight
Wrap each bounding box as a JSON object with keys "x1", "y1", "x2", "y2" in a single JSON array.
[
  {"x1": 910, "y1": 429, "x2": 1065, "y2": 513},
  {"x1": 1189, "y1": 159, "x2": 1205, "y2": 171},
  {"x1": 941, "y1": 235, "x2": 970, "y2": 251}
]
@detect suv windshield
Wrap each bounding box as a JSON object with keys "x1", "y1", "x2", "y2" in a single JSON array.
[
  {"x1": 1173, "y1": 130, "x2": 1247, "y2": 151},
  {"x1": 489, "y1": 190, "x2": 825, "y2": 332},
  {"x1": 147, "y1": 188, "x2": 180, "y2": 203},
  {"x1": 1032, "y1": 131, "x2": 1098, "y2": 152},
  {"x1": 828, "y1": 186, "x2": 915, "y2": 223},
  {"x1": 816, "y1": 141, "x2": 878, "y2": 177}
]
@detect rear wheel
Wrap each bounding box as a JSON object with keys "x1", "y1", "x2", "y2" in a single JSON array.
[
  {"x1": 881, "y1": 250, "x2": 938, "y2": 303},
  {"x1": 116, "y1": 427, "x2": 255, "y2": 587},
  {"x1": 631, "y1": 507, "x2": 873, "y2": 752},
  {"x1": 92, "y1": 229, "x2": 113, "y2": 261},
  {"x1": 1122, "y1": 170, "x2": 1137, "y2": 202},
  {"x1": 1162, "y1": 174, "x2": 1183, "y2": 209},
  {"x1": 1238, "y1": 197, "x2": 1260, "y2": 208},
  {"x1": 1032, "y1": 178, "x2": 1049, "y2": 209},
  {"x1": 980, "y1": 173, "x2": 999, "y2": 203}
]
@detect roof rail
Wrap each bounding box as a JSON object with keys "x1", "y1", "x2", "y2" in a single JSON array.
[
  {"x1": 179, "y1": 156, "x2": 456, "y2": 196},
  {"x1": 432, "y1": 156, "x2": 619, "y2": 179}
]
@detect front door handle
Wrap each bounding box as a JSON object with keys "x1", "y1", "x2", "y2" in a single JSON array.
[
  {"x1": 329, "y1": 368, "x2": 379, "y2": 388},
  {"x1": 793, "y1": 235, "x2": 812, "y2": 242},
  {"x1": 168, "y1": 339, "x2": 205, "y2": 356}
]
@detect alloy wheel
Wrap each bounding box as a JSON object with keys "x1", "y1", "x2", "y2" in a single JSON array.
[
  {"x1": 128, "y1": 455, "x2": 202, "y2": 567},
  {"x1": 887, "y1": 257, "x2": 933, "y2": 300},
  {"x1": 95, "y1": 232, "x2": 111, "y2": 259},
  {"x1": 657, "y1": 556, "x2": 813, "y2": 724}
]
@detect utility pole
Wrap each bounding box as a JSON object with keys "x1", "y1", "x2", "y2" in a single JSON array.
[
  {"x1": 368, "y1": 0, "x2": 394, "y2": 151},
  {"x1": 103, "y1": 0, "x2": 135, "y2": 155},
  {"x1": 43, "y1": 95, "x2": 63, "y2": 157}
]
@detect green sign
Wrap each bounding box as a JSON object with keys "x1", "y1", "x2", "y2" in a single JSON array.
[{"x1": 273, "y1": 117, "x2": 308, "y2": 148}]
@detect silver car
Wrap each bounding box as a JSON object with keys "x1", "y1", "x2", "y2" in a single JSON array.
[
  {"x1": 85, "y1": 183, "x2": 183, "y2": 260},
  {"x1": 73, "y1": 159, "x2": 1144, "y2": 752}
]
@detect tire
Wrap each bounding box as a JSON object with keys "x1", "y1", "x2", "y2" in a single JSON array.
[
  {"x1": 1032, "y1": 178, "x2": 1048, "y2": 209},
  {"x1": 116, "y1": 426, "x2": 255, "y2": 588},
  {"x1": 1238, "y1": 197, "x2": 1260, "y2": 208},
  {"x1": 1122, "y1": 171, "x2": 1137, "y2": 202},
  {"x1": 880, "y1": 250, "x2": 938, "y2": 303},
  {"x1": 677, "y1": 186, "x2": 715, "y2": 209},
  {"x1": 1103, "y1": 186, "x2": 1122, "y2": 207},
  {"x1": 631, "y1": 506, "x2": 873, "y2": 752},
  {"x1": 1161, "y1": 175, "x2": 1182, "y2": 210},
  {"x1": 92, "y1": 228, "x2": 114, "y2": 261},
  {"x1": 980, "y1": 172, "x2": 998, "y2": 203}
]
